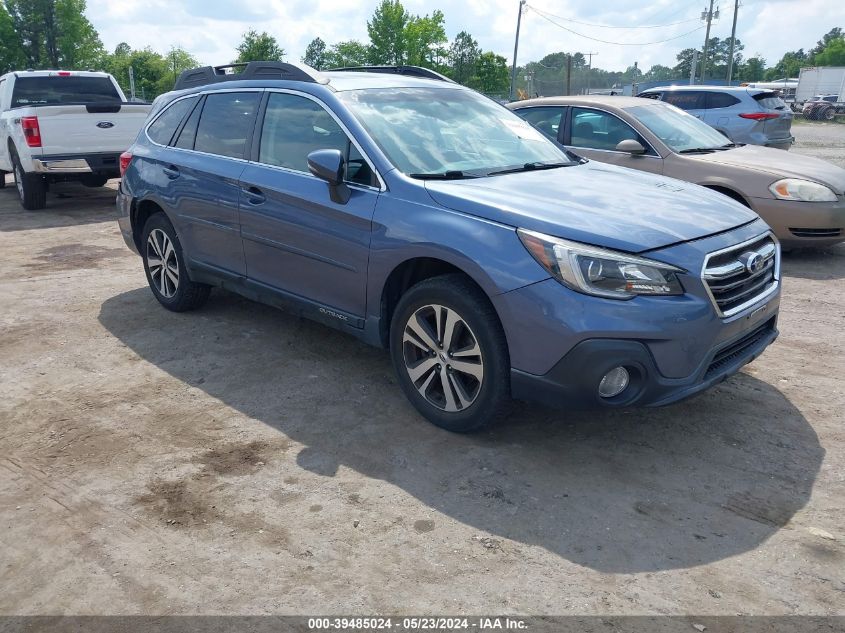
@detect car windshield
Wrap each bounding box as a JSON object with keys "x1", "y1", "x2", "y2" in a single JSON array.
[
  {"x1": 625, "y1": 103, "x2": 731, "y2": 153},
  {"x1": 337, "y1": 87, "x2": 572, "y2": 176}
]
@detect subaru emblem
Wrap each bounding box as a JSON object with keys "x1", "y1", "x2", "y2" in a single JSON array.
[
  {"x1": 96, "y1": 121, "x2": 114, "y2": 129},
  {"x1": 740, "y1": 251, "x2": 764, "y2": 274}
]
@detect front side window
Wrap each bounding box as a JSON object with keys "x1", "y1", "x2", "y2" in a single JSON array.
[
  {"x1": 570, "y1": 107, "x2": 641, "y2": 151},
  {"x1": 258, "y1": 92, "x2": 375, "y2": 186},
  {"x1": 147, "y1": 96, "x2": 198, "y2": 146},
  {"x1": 662, "y1": 91, "x2": 705, "y2": 111},
  {"x1": 337, "y1": 87, "x2": 570, "y2": 176},
  {"x1": 514, "y1": 107, "x2": 565, "y2": 140},
  {"x1": 194, "y1": 92, "x2": 261, "y2": 159}
]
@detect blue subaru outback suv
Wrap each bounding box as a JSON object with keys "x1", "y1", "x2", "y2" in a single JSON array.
[{"x1": 117, "y1": 62, "x2": 781, "y2": 432}]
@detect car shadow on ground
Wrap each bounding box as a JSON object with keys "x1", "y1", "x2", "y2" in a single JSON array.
[
  {"x1": 0, "y1": 177, "x2": 118, "y2": 232},
  {"x1": 781, "y1": 244, "x2": 845, "y2": 281},
  {"x1": 98, "y1": 287, "x2": 823, "y2": 574}
]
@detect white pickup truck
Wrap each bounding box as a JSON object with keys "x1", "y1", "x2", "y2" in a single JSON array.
[{"x1": 0, "y1": 70, "x2": 151, "y2": 209}]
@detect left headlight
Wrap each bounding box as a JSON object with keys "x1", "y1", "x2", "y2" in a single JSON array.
[
  {"x1": 769, "y1": 178, "x2": 837, "y2": 202},
  {"x1": 518, "y1": 229, "x2": 685, "y2": 299}
]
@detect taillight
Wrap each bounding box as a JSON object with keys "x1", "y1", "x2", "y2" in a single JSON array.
[
  {"x1": 21, "y1": 116, "x2": 42, "y2": 147},
  {"x1": 738, "y1": 112, "x2": 780, "y2": 120},
  {"x1": 56, "y1": 71, "x2": 72, "y2": 76},
  {"x1": 119, "y1": 151, "x2": 133, "y2": 178}
]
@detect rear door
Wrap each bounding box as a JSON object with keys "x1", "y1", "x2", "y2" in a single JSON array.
[
  {"x1": 512, "y1": 106, "x2": 566, "y2": 142},
  {"x1": 238, "y1": 90, "x2": 379, "y2": 319},
  {"x1": 564, "y1": 106, "x2": 663, "y2": 174},
  {"x1": 164, "y1": 90, "x2": 262, "y2": 277},
  {"x1": 703, "y1": 91, "x2": 741, "y2": 133}
]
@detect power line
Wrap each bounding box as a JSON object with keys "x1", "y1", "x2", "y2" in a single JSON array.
[
  {"x1": 527, "y1": 6, "x2": 706, "y2": 46},
  {"x1": 524, "y1": 6, "x2": 701, "y2": 29}
]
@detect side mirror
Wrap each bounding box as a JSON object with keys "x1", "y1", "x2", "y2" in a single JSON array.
[
  {"x1": 615, "y1": 139, "x2": 646, "y2": 155},
  {"x1": 308, "y1": 149, "x2": 350, "y2": 204}
]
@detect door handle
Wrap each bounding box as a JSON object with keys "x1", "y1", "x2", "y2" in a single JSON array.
[
  {"x1": 162, "y1": 165, "x2": 180, "y2": 179},
  {"x1": 243, "y1": 186, "x2": 265, "y2": 205}
]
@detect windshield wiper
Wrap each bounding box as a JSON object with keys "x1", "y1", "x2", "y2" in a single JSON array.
[
  {"x1": 678, "y1": 147, "x2": 721, "y2": 154},
  {"x1": 487, "y1": 161, "x2": 573, "y2": 176},
  {"x1": 409, "y1": 170, "x2": 478, "y2": 180}
]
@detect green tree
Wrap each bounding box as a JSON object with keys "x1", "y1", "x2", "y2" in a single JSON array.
[
  {"x1": 673, "y1": 48, "x2": 699, "y2": 79},
  {"x1": 323, "y1": 40, "x2": 370, "y2": 68},
  {"x1": 642, "y1": 64, "x2": 675, "y2": 81},
  {"x1": 404, "y1": 10, "x2": 447, "y2": 68},
  {"x1": 157, "y1": 46, "x2": 199, "y2": 94},
  {"x1": 5, "y1": 0, "x2": 104, "y2": 69},
  {"x1": 809, "y1": 27, "x2": 843, "y2": 60},
  {"x1": 235, "y1": 29, "x2": 284, "y2": 63},
  {"x1": 102, "y1": 44, "x2": 169, "y2": 101},
  {"x1": 0, "y1": 4, "x2": 26, "y2": 73},
  {"x1": 737, "y1": 56, "x2": 766, "y2": 82},
  {"x1": 302, "y1": 37, "x2": 327, "y2": 69},
  {"x1": 469, "y1": 51, "x2": 508, "y2": 96},
  {"x1": 447, "y1": 31, "x2": 480, "y2": 85},
  {"x1": 814, "y1": 36, "x2": 845, "y2": 66},
  {"x1": 367, "y1": 0, "x2": 408, "y2": 64},
  {"x1": 764, "y1": 49, "x2": 807, "y2": 80}
]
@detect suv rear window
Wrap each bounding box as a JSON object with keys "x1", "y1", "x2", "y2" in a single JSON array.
[
  {"x1": 705, "y1": 92, "x2": 740, "y2": 109},
  {"x1": 194, "y1": 92, "x2": 261, "y2": 159},
  {"x1": 662, "y1": 91, "x2": 705, "y2": 111},
  {"x1": 752, "y1": 92, "x2": 787, "y2": 110},
  {"x1": 10, "y1": 76, "x2": 121, "y2": 107}
]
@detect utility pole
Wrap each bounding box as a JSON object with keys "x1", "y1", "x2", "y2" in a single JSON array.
[
  {"x1": 585, "y1": 52, "x2": 598, "y2": 94},
  {"x1": 566, "y1": 54, "x2": 572, "y2": 96},
  {"x1": 699, "y1": 1, "x2": 719, "y2": 83},
  {"x1": 509, "y1": 0, "x2": 527, "y2": 101},
  {"x1": 128, "y1": 66, "x2": 136, "y2": 101},
  {"x1": 690, "y1": 49, "x2": 699, "y2": 84},
  {"x1": 726, "y1": 0, "x2": 740, "y2": 83}
]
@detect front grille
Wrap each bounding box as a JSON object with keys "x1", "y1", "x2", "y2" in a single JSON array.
[
  {"x1": 703, "y1": 234, "x2": 779, "y2": 317},
  {"x1": 704, "y1": 318, "x2": 775, "y2": 379},
  {"x1": 789, "y1": 227, "x2": 843, "y2": 238}
]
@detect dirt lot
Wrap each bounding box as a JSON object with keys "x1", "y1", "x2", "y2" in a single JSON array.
[{"x1": 1, "y1": 124, "x2": 844, "y2": 616}]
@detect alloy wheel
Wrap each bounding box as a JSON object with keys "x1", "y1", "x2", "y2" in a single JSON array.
[
  {"x1": 402, "y1": 304, "x2": 484, "y2": 412},
  {"x1": 146, "y1": 228, "x2": 179, "y2": 298}
]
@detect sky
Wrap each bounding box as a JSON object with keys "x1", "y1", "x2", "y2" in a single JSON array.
[{"x1": 85, "y1": 0, "x2": 843, "y2": 73}]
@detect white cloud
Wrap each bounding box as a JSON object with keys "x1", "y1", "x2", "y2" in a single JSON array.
[{"x1": 85, "y1": 0, "x2": 843, "y2": 74}]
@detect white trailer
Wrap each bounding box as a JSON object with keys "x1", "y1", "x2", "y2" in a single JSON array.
[{"x1": 795, "y1": 66, "x2": 845, "y2": 104}]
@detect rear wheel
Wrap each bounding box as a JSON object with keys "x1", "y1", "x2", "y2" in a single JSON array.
[
  {"x1": 389, "y1": 274, "x2": 510, "y2": 433},
  {"x1": 141, "y1": 213, "x2": 210, "y2": 312},
  {"x1": 820, "y1": 107, "x2": 835, "y2": 122},
  {"x1": 12, "y1": 152, "x2": 46, "y2": 210},
  {"x1": 0, "y1": 170, "x2": 6, "y2": 189}
]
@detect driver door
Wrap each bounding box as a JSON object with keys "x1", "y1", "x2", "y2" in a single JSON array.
[{"x1": 564, "y1": 107, "x2": 664, "y2": 175}]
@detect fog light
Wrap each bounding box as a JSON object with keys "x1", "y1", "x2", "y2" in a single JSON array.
[{"x1": 598, "y1": 367, "x2": 629, "y2": 398}]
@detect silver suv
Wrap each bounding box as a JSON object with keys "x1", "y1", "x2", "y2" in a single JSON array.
[{"x1": 638, "y1": 85, "x2": 794, "y2": 150}]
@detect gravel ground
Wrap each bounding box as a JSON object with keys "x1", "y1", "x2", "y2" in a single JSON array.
[{"x1": 1, "y1": 124, "x2": 843, "y2": 616}]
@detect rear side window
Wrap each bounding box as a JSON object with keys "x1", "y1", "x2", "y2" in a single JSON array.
[
  {"x1": 147, "y1": 97, "x2": 198, "y2": 146},
  {"x1": 705, "y1": 92, "x2": 740, "y2": 109},
  {"x1": 173, "y1": 99, "x2": 202, "y2": 150},
  {"x1": 194, "y1": 92, "x2": 261, "y2": 159},
  {"x1": 10, "y1": 76, "x2": 121, "y2": 107},
  {"x1": 514, "y1": 107, "x2": 565, "y2": 140},
  {"x1": 662, "y1": 91, "x2": 705, "y2": 111},
  {"x1": 752, "y1": 92, "x2": 787, "y2": 110}
]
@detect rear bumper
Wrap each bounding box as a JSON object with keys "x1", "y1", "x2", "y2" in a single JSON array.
[
  {"x1": 764, "y1": 137, "x2": 794, "y2": 151},
  {"x1": 30, "y1": 152, "x2": 121, "y2": 176},
  {"x1": 511, "y1": 316, "x2": 779, "y2": 410},
  {"x1": 751, "y1": 196, "x2": 845, "y2": 247}
]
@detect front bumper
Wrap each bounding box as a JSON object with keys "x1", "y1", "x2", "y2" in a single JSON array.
[
  {"x1": 751, "y1": 196, "x2": 845, "y2": 247},
  {"x1": 511, "y1": 316, "x2": 778, "y2": 409}
]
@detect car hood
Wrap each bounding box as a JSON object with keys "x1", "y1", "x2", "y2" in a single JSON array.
[
  {"x1": 688, "y1": 145, "x2": 845, "y2": 194},
  {"x1": 423, "y1": 162, "x2": 758, "y2": 253}
]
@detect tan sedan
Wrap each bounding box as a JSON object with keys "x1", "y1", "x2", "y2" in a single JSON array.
[{"x1": 508, "y1": 96, "x2": 845, "y2": 247}]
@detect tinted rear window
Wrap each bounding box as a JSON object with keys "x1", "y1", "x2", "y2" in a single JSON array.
[
  {"x1": 11, "y1": 76, "x2": 121, "y2": 107},
  {"x1": 706, "y1": 92, "x2": 740, "y2": 109},
  {"x1": 752, "y1": 92, "x2": 786, "y2": 110},
  {"x1": 662, "y1": 91, "x2": 705, "y2": 111},
  {"x1": 194, "y1": 92, "x2": 261, "y2": 159}
]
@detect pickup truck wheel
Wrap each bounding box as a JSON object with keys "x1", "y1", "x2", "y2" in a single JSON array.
[
  {"x1": 141, "y1": 213, "x2": 210, "y2": 312},
  {"x1": 820, "y1": 107, "x2": 835, "y2": 121},
  {"x1": 0, "y1": 171, "x2": 6, "y2": 189},
  {"x1": 12, "y1": 154, "x2": 47, "y2": 210},
  {"x1": 81, "y1": 175, "x2": 109, "y2": 188},
  {"x1": 389, "y1": 274, "x2": 510, "y2": 433}
]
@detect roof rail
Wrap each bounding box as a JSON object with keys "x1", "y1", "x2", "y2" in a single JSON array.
[
  {"x1": 328, "y1": 65, "x2": 454, "y2": 83},
  {"x1": 173, "y1": 61, "x2": 328, "y2": 91}
]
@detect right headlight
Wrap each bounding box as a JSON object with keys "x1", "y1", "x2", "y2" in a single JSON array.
[
  {"x1": 517, "y1": 229, "x2": 685, "y2": 299},
  {"x1": 769, "y1": 178, "x2": 837, "y2": 202}
]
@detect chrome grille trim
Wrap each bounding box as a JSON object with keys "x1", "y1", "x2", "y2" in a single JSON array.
[{"x1": 701, "y1": 232, "x2": 780, "y2": 318}]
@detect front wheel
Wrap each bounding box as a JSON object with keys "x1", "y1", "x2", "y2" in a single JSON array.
[
  {"x1": 141, "y1": 213, "x2": 210, "y2": 312},
  {"x1": 389, "y1": 274, "x2": 511, "y2": 433}
]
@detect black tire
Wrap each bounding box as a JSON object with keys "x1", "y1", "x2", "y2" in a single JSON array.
[
  {"x1": 11, "y1": 151, "x2": 46, "y2": 210},
  {"x1": 141, "y1": 213, "x2": 210, "y2": 312},
  {"x1": 81, "y1": 175, "x2": 109, "y2": 188},
  {"x1": 389, "y1": 273, "x2": 511, "y2": 433},
  {"x1": 0, "y1": 170, "x2": 6, "y2": 189},
  {"x1": 820, "y1": 107, "x2": 835, "y2": 122}
]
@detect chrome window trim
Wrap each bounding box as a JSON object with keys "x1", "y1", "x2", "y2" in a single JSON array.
[
  {"x1": 261, "y1": 88, "x2": 385, "y2": 192},
  {"x1": 700, "y1": 231, "x2": 781, "y2": 318}
]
